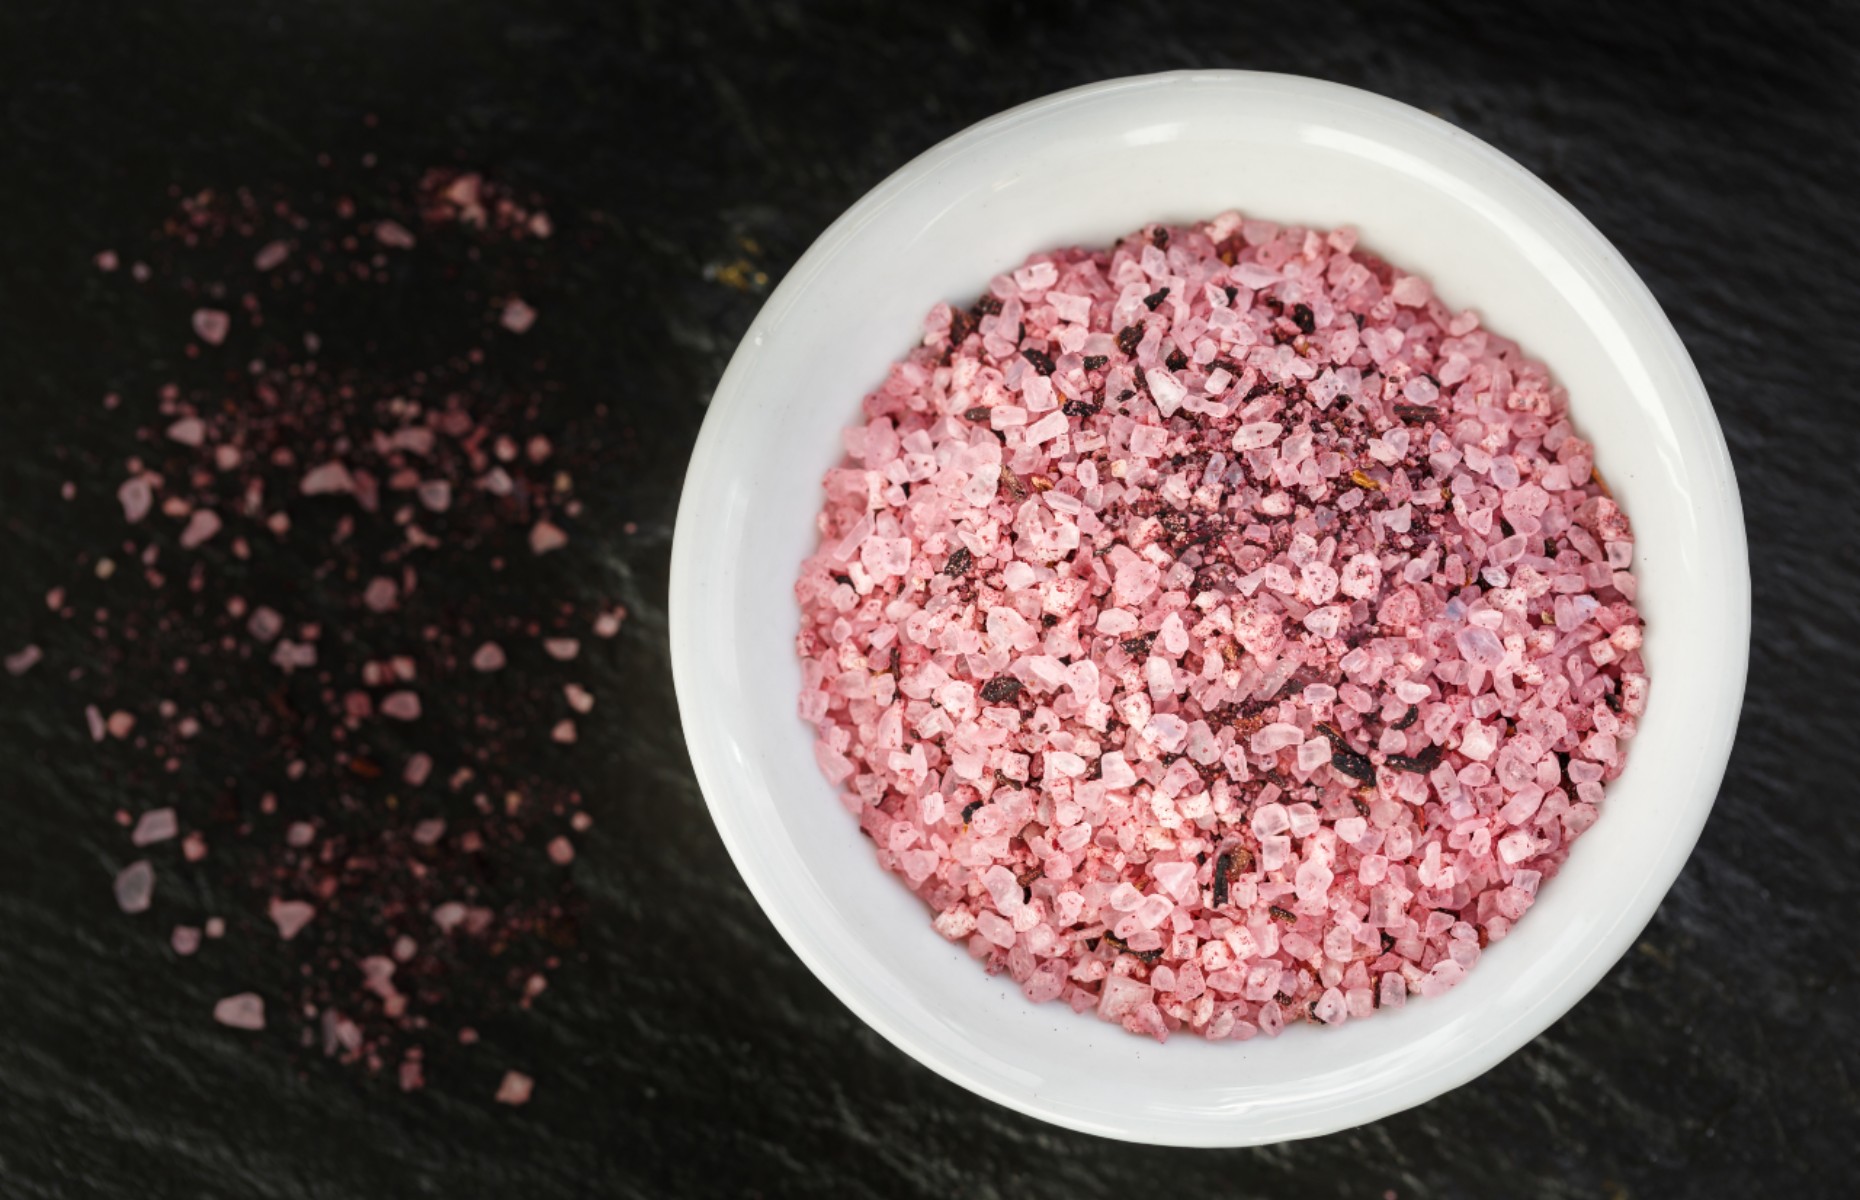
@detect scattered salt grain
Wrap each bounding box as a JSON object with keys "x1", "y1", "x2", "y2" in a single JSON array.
[
  {"x1": 528, "y1": 520, "x2": 568, "y2": 555},
  {"x1": 191, "y1": 308, "x2": 231, "y2": 346},
  {"x1": 213, "y1": 993, "x2": 266, "y2": 1031},
  {"x1": 471, "y1": 642, "x2": 507, "y2": 672},
  {"x1": 494, "y1": 1070, "x2": 533, "y2": 1105},
  {"x1": 114, "y1": 861, "x2": 155, "y2": 913},
  {"x1": 4, "y1": 645, "x2": 42, "y2": 676},
  {"x1": 131, "y1": 808, "x2": 178, "y2": 846},
  {"x1": 500, "y1": 298, "x2": 537, "y2": 334}
]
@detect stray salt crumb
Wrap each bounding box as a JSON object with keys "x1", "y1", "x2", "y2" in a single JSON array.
[
  {"x1": 471, "y1": 642, "x2": 507, "y2": 672},
  {"x1": 546, "y1": 836, "x2": 575, "y2": 865},
  {"x1": 191, "y1": 308, "x2": 231, "y2": 346},
  {"x1": 204, "y1": 916, "x2": 225, "y2": 938},
  {"x1": 550, "y1": 719, "x2": 577, "y2": 744},
  {"x1": 85, "y1": 705, "x2": 106, "y2": 742},
  {"x1": 375, "y1": 219, "x2": 417, "y2": 249},
  {"x1": 495, "y1": 1070, "x2": 534, "y2": 1105},
  {"x1": 380, "y1": 690, "x2": 422, "y2": 720},
  {"x1": 500, "y1": 298, "x2": 537, "y2": 334},
  {"x1": 171, "y1": 925, "x2": 201, "y2": 955},
  {"x1": 593, "y1": 607, "x2": 626, "y2": 638},
  {"x1": 213, "y1": 993, "x2": 266, "y2": 1031},
  {"x1": 543, "y1": 638, "x2": 579, "y2": 661},
  {"x1": 106, "y1": 710, "x2": 136, "y2": 738},
  {"x1": 118, "y1": 477, "x2": 153, "y2": 522},
  {"x1": 114, "y1": 860, "x2": 155, "y2": 913},
  {"x1": 528, "y1": 520, "x2": 568, "y2": 555},
  {"x1": 403, "y1": 752, "x2": 433, "y2": 786},
  {"x1": 179, "y1": 508, "x2": 223, "y2": 549},
  {"x1": 94, "y1": 249, "x2": 119, "y2": 272},
  {"x1": 253, "y1": 240, "x2": 292, "y2": 271},
  {"x1": 563, "y1": 683, "x2": 594, "y2": 713},
  {"x1": 166, "y1": 416, "x2": 206, "y2": 446},
  {"x1": 4, "y1": 645, "x2": 42, "y2": 676},
  {"x1": 300, "y1": 461, "x2": 356, "y2": 496},
  {"x1": 268, "y1": 898, "x2": 317, "y2": 941},
  {"x1": 130, "y1": 807, "x2": 179, "y2": 846}
]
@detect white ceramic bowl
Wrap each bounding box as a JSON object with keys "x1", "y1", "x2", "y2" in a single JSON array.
[{"x1": 669, "y1": 71, "x2": 1748, "y2": 1146}]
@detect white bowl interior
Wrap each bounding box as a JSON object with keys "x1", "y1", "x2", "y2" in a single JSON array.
[{"x1": 671, "y1": 72, "x2": 1747, "y2": 1146}]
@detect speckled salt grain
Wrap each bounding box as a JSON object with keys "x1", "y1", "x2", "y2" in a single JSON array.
[
  {"x1": 471, "y1": 642, "x2": 507, "y2": 672},
  {"x1": 794, "y1": 213, "x2": 1646, "y2": 1042},
  {"x1": 4, "y1": 645, "x2": 42, "y2": 676},
  {"x1": 500, "y1": 299, "x2": 537, "y2": 334},
  {"x1": 380, "y1": 690, "x2": 422, "y2": 720},
  {"x1": 171, "y1": 925, "x2": 201, "y2": 955}
]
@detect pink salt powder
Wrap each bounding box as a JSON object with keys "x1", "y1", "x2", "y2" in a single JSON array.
[{"x1": 794, "y1": 215, "x2": 1647, "y2": 1042}]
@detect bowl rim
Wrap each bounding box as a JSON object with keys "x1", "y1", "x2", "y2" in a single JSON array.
[{"x1": 669, "y1": 69, "x2": 1750, "y2": 1145}]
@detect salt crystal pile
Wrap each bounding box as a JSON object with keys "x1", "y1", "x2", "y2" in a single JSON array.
[{"x1": 795, "y1": 216, "x2": 1646, "y2": 1041}]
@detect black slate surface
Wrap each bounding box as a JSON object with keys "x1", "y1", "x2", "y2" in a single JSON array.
[{"x1": 2, "y1": 2, "x2": 1858, "y2": 1196}]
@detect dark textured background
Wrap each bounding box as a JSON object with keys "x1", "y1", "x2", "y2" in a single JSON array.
[{"x1": 2, "y1": 2, "x2": 1857, "y2": 1197}]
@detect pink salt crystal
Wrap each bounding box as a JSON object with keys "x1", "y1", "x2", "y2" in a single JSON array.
[
  {"x1": 84, "y1": 705, "x2": 106, "y2": 742},
  {"x1": 106, "y1": 710, "x2": 136, "y2": 738},
  {"x1": 413, "y1": 818, "x2": 447, "y2": 846},
  {"x1": 471, "y1": 642, "x2": 507, "y2": 672},
  {"x1": 131, "y1": 808, "x2": 178, "y2": 846},
  {"x1": 191, "y1": 308, "x2": 230, "y2": 346},
  {"x1": 179, "y1": 508, "x2": 222, "y2": 549},
  {"x1": 167, "y1": 416, "x2": 207, "y2": 446},
  {"x1": 432, "y1": 902, "x2": 468, "y2": 932},
  {"x1": 550, "y1": 719, "x2": 577, "y2": 744},
  {"x1": 182, "y1": 832, "x2": 208, "y2": 861},
  {"x1": 94, "y1": 249, "x2": 119, "y2": 272},
  {"x1": 114, "y1": 860, "x2": 155, "y2": 913},
  {"x1": 204, "y1": 917, "x2": 225, "y2": 938},
  {"x1": 495, "y1": 1070, "x2": 534, "y2": 1105},
  {"x1": 546, "y1": 836, "x2": 575, "y2": 865},
  {"x1": 213, "y1": 993, "x2": 266, "y2": 1031},
  {"x1": 543, "y1": 637, "x2": 580, "y2": 661},
  {"x1": 300, "y1": 461, "x2": 355, "y2": 496},
  {"x1": 417, "y1": 480, "x2": 452, "y2": 512},
  {"x1": 374, "y1": 219, "x2": 417, "y2": 249},
  {"x1": 171, "y1": 925, "x2": 201, "y2": 956},
  {"x1": 563, "y1": 683, "x2": 594, "y2": 713},
  {"x1": 362, "y1": 576, "x2": 399, "y2": 613},
  {"x1": 246, "y1": 606, "x2": 283, "y2": 642},
  {"x1": 253, "y1": 239, "x2": 292, "y2": 271},
  {"x1": 500, "y1": 298, "x2": 537, "y2": 334},
  {"x1": 403, "y1": 753, "x2": 434, "y2": 786},
  {"x1": 529, "y1": 520, "x2": 568, "y2": 554},
  {"x1": 268, "y1": 898, "x2": 317, "y2": 941},
  {"x1": 117, "y1": 477, "x2": 154, "y2": 522},
  {"x1": 4, "y1": 645, "x2": 41, "y2": 676},
  {"x1": 399, "y1": 1060, "x2": 425, "y2": 1092},
  {"x1": 380, "y1": 690, "x2": 422, "y2": 720}
]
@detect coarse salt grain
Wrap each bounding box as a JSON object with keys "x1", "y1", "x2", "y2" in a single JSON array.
[{"x1": 795, "y1": 214, "x2": 1646, "y2": 1042}]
